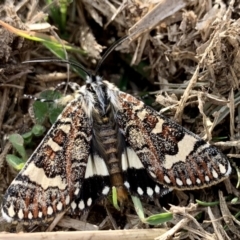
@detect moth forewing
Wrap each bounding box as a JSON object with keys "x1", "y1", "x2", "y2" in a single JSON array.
[
  {"x1": 112, "y1": 87, "x2": 231, "y2": 190},
  {"x1": 2, "y1": 96, "x2": 92, "y2": 223}
]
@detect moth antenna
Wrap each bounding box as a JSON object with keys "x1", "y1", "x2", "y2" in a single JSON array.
[
  {"x1": 94, "y1": 35, "x2": 129, "y2": 75},
  {"x1": 22, "y1": 59, "x2": 92, "y2": 78}
]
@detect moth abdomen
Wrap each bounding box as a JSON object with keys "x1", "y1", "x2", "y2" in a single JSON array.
[{"x1": 91, "y1": 105, "x2": 129, "y2": 205}]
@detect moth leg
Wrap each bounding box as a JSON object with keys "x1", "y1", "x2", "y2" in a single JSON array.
[
  {"x1": 55, "y1": 81, "x2": 81, "y2": 92},
  {"x1": 23, "y1": 82, "x2": 82, "y2": 105},
  {"x1": 23, "y1": 94, "x2": 55, "y2": 103}
]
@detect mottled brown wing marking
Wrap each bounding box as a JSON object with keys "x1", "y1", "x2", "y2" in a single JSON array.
[
  {"x1": 116, "y1": 93, "x2": 165, "y2": 176},
  {"x1": 52, "y1": 128, "x2": 66, "y2": 145},
  {"x1": 2, "y1": 99, "x2": 92, "y2": 223},
  {"x1": 115, "y1": 91, "x2": 231, "y2": 190}
]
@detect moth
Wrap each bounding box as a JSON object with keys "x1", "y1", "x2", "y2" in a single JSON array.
[{"x1": 1, "y1": 40, "x2": 231, "y2": 224}]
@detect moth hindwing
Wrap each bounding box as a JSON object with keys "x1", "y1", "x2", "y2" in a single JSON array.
[{"x1": 2, "y1": 76, "x2": 231, "y2": 224}]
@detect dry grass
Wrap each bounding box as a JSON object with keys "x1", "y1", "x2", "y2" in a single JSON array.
[{"x1": 0, "y1": 0, "x2": 240, "y2": 239}]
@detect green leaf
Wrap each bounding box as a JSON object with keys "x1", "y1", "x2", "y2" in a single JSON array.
[
  {"x1": 33, "y1": 100, "x2": 49, "y2": 124},
  {"x1": 131, "y1": 195, "x2": 172, "y2": 225},
  {"x1": 8, "y1": 134, "x2": 27, "y2": 160},
  {"x1": 45, "y1": 92, "x2": 64, "y2": 124},
  {"x1": 45, "y1": 0, "x2": 73, "y2": 32},
  {"x1": 0, "y1": 20, "x2": 85, "y2": 54},
  {"x1": 196, "y1": 199, "x2": 219, "y2": 207},
  {"x1": 32, "y1": 124, "x2": 46, "y2": 137},
  {"x1": 112, "y1": 187, "x2": 120, "y2": 211},
  {"x1": 6, "y1": 155, "x2": 25, "y2": 170},
  {"x1": 231, "y1": 197, "x2": 239, "y2": 204},
  {"x1": 40, "y1": 89, "x2": 62, "y2": 99},
  {"x1": 235, "y1": 164, "x2": 240, "y2": 188},
  {"x1": 49, "y1": 107, "x2": 62, "y2": 124},
  {"x1": 33, "y1": 90, "x2": 64, "y2": 125},
  {"x1": 59, "y1": 0, "x2": 73, "y2": 30},
  {"x1": 42, "y1": 41, "x2": 77, "y2": 60},
  {"x1": 21, "y1": 131, "x2": 33, "y2": 144},
  {"x1": 235, "y1": 211, "x2": 240, "y2": 220},
  {"x1": 144, "y1": 212, "x2": 173, "y2": 225},
  {"x1": 131, "y1": 195, "x2": 145, "y2": 220}
]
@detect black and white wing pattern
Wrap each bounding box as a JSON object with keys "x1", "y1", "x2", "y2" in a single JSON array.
[
  {"x1": 121, "y1": 142, "x2": 170, "y2": 198},
  {"x1": 1, "y1": 97, "x2": 95, "y2": 223},
  {"x1": 69, "y1": 152, "x2": 111, "y2": 215},
  {"x1": 105, "y1": 81, "x2": 232, "y2": 190}
]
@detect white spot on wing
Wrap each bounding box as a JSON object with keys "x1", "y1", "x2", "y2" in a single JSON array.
[
  {"x1": 196, "y1": 178, "x2": 201, "y2": 184},
  {"x1": 47, "y1": 206, "x2": 53, "y2": 215},
  {"x1": 18, "y1": 209, "x2": 24, "y2": 220},
  {"x1": 74, "y1": 188, "x2": 80, "y2": 196},
  {"x1": 93, "y1": 155, "x2": 109, "y2": 176},
  {"x1": 205, "y1": 176, "x2": 210, "y2": 182},
  {"x1": 6, "y1": 203, "x2": 15, "y2": 218},
  {"x1": 78, "y1": 200, "x2": 85, "y2": 210},
  {"x1": 155, "y1": 185, "x2": 160, "y2": 194},
  {"x1": 20, "y1": 162, "x2": 67, "y2": 190},
  {"x1": 121, "y1": 147, "x2": 144, "y2": 171},
  {"x1": 47, "y1": 138, "x2": 62, "y2": 152},
  {"x1": 186, "y1": 178, "x2": 192, "y2": 185},
  {"x1": 2, "y1": 208, "x2": 13, "y2": 222},
  {"x1": 131, "y1": 100, "x2": 144, "y2": 111},
  {"x1": 87, "y1": 198, "x2": 92, "y2": 206},
  {"x1": 164, "y1": 134, "x2": 198, "y2": 169},
  {"x1": 121, "y1": 152, "x2": 128, "y2": 171},
  {"x1": 137, "y1": 187, "x2": 144, "y2": 195},
  {"x1": 71, "y1": 201, "x2": 77, "y2": 210},
  {"x1": 176, "y1": 178, "x2": 183, "y2": 186},
  {"x1": 124, "y1": 181, "x2": 130, "y2": 189},
  {"x1": 225, "y1": 161, "x2": 232, "y2": 176},
  {"x1": 65, "y1": 195, "x2": 70, "y2": 205},
  {"x1": 149, "y1": 171, "x2": 157, "y2": 178},
  {"x1": 57, "y1": 202, "x2": 63, "y2": 211},
  {"x1": 59, "y1": 123, "x2": 71, "y2": 134},
  {"x1": 85, "y1": 155, "x2": 109, "y2": 178},
  {"x1": 102, "y1": 186, "x2": 110, "y2": 195},
  {"x1": 38, "y1": 211, "x2": 42, "y2": 218},
  {"x1": 212, "y1": 169, "x2": 218, "y2": 179},
  {"x1": 28, "y1": 212, "x2": 33, "y2": 219},
  {"x1": 151, "y1": 119, "x2": 165, "y2": 134},
  {"x1": 147, "y1": 187, "x2": 154, "y2": 197},
  {"x1": 164, "y1": 175, "x2": 171, "y2": 184},
  {"x1": 137, "y1": 108, "x2": 148, "y2": 121},
  {"x1": 219, "y1": 163, "x2": 227, "y2": 174}
]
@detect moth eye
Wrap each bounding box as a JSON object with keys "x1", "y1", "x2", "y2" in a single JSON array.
[{"x1": 86, "y1": 83, "x2": 92, "y2": 89}]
